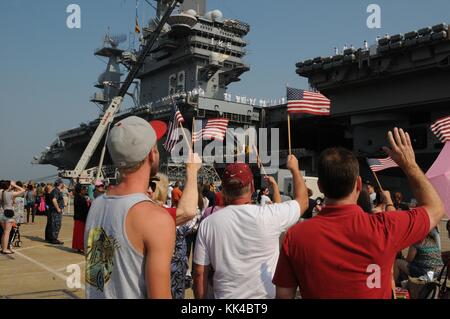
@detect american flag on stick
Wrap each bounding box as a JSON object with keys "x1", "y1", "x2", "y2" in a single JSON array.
[
  {"x1": 163, "y1": 102, "x2": 185, "y2": 152},
  {"x1": 192, "y1": 118, "x2": 229, "y2": 142},
  {"x1": 287, "y1": 87, "x2": 331, "y2": 116},
  {"x1": 366, "y1": 157, "x2": 399, "y2": 172},
  {"x1": 431, "y1": 115, "x2": 450, "y2": 144}
]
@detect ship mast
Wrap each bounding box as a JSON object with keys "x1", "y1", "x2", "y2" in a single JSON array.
[
  {"x1": 155, "y1": 0, "x2": 173, "y2": 19},
  {"x1": 156, "y1": 0, "x2": 205, "y2": 17}
]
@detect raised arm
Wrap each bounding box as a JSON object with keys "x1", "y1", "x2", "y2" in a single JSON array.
[
  {"x1": 10, "y1": 181, "x2": 25, "y2": 198},
  {"x1": 286, "y1": 155, "x2": 309, "y2": 215},
  {"x1": 383, "y1": 127, "x2": 445, "y2": 229},
  {"x1": 264, "y1": 176, "x2": 282, "y2": 204},
  {"x1": 175, "y1": 153, "x2": 202, "y2": 226}
]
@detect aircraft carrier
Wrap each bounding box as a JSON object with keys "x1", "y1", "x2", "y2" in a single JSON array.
[
  {"x1": 34, "y1": 0, "x2": 450, "y2": 196},
  {"x1": 35, "y1": 0, "x2": 262, "y2": 182}
]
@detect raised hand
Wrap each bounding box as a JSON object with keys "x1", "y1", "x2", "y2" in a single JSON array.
[
  {"x1": 382, "y1": 127, "x2": 417, "y2": 171},
  {"x1": 286, "y1": 155, "x2": 300, "y2": 172},
  {"x1": 185, "y1": 152, "x2": 202, "y2": 173},
  {"x1": 264, "y1": 176, "x2": 277, "y2": 187}
]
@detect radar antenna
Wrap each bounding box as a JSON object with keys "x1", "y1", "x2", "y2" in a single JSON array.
[{"x1": 104, "y1": 33, "x2": 127, "y2": 48}]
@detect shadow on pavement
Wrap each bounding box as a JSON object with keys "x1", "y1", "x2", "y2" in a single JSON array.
[
  {"x1": 23, "y1": 235, "x2": 47, "y2": 243},
  {"x1": 45, "y1": 244, "x2": 79, "y2": 254}
]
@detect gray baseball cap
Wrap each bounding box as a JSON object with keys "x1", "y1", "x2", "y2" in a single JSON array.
[{"x1": 107, "y1": 116, "x2": 167, "y2": 168}]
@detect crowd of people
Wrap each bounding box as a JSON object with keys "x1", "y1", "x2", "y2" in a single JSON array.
[
  {"x1": 1, "y1": 116, "x2": 450, "y2": 299},
  {"x1": 81, "y1": 117, "x2": 449, "y2": 299},
  {"x1": 0, "y1": 178, "x2": 103, "y2": 254}
]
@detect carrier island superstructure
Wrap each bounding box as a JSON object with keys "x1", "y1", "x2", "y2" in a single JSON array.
[{"x1": 35, "y1": 0, "x2": 260, "y2": 183}]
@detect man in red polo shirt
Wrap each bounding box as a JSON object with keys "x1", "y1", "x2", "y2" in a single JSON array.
[{"x1": 273, "y1": 128, "x2": 445, "y2": 299}]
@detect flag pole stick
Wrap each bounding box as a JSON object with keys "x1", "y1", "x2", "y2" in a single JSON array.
[
  {"x1": 287, "y1": 113, "x2": 292, "y2": 155},
  {"x1": 191, "y1": 116, "x2": 196, "y2": 151},
  {"x1": 178, "y1": 122, "x2": 193, "y2": 154},
  {"x1": 371, "y1": 166, "x2": 395, "y2": 299},
  {"x1": 252, "y1": 145, "x2": 268, "y2": 177},
  {"x1": 171, "y1": 97, "x2": 193, "y2": 154},
  {"x1": 371, "y1": 170, "x2": 383, "y2": 192}
]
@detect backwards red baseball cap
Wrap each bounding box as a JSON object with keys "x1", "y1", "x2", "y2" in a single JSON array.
[{"x1": 222, "y1": 163, "x2": 254, "y2": 190}]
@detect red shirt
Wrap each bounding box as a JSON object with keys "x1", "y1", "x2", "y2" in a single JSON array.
[
  {"x1": 273, "y1": 204, "x2": 430, "y2": 299},
  {"x1": 165, "y1": 207, "x2": 177, "y2": 224},
  {"x1": 215, "y1": 191, "x2": 224, "y2": 207}
]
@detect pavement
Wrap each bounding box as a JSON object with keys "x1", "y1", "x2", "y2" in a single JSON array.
[
  {"x1": 0, "y1": 214, "x2": 195, "y2": 299},
  {"x1": 0, "y1": 215, "x2": 85, "y2": 299}
]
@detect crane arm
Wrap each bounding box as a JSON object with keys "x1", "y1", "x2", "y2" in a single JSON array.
[{"x1": 62, "y1": 0, "x2": 182, "y2": 180}]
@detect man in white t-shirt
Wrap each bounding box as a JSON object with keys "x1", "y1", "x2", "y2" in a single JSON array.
[{"x1": 193, "y1": 155, "x2": 308, "y2": 299}]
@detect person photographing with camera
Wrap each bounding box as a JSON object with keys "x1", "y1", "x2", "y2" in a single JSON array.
[{"x1": 0, "y1": 180, "x2": 25, "y2": 254}]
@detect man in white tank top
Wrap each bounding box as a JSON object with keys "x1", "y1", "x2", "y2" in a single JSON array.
[{"x1": 85, "y1": 116, "x2": 197, "y2": 299}]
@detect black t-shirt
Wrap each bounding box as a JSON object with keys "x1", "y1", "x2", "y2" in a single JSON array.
[
  {"x1": 74, "y1": 194, "x2": 89, "y2": 221},
  {"x1": 302, "y1": 198, "x2": 317, "y2": 219},
  {"x1": 48, "y1": 188, "x2": 64, "y2": 211},
  {"x1": 44, "y1": 192, "x2": 53, "y2": 210}
]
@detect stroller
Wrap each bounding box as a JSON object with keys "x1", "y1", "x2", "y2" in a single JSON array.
[
  {"x1": 9, "y1": 221, "x2": 22, "y2": 248},
  {"x1": 0, "y1": 219, "x2": 22, "y2": 250}
]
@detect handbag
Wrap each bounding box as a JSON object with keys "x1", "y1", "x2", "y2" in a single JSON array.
[
  {"x1": 38, "y1": 197, "x2": 46, "y2": 212},
  {"x1": 4, "y1": 209, "x2": 14, "y2": 219},
  {"x1": 413, "y1": 262, "x2": 450, "y2": 299}
]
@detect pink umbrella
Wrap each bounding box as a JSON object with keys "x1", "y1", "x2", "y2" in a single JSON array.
[{"x1": 426, "y1": 142, "x2": 450, "y2": 218}]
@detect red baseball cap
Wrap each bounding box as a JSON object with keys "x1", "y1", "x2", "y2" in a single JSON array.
[
  {"x1": 222, "y1": 163, "x2": 254, "y2": 189},
  {"x1": 149, "y1": 120, "x2": 168, "y2": 141}
]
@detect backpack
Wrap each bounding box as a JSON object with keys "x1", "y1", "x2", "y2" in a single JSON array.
[
  {"x1": 38, "y1": 197, "x2": 46, "y2": 212},
  {"x1": 25, "y1": 191, "x2": 34, "y2": 205}
]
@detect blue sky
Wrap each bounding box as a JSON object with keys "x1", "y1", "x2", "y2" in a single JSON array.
[{"x1": 1, "y1": 0, "x2": 449, "y2": 181}]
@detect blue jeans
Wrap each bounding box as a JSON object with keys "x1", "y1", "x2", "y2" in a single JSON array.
[{"x1": 47, "y1": 210, "x2": 62, "y2": 241}]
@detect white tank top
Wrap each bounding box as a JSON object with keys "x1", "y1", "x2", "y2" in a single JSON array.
[{"x1": 84, "y1": 193, "x2": 151, "y2": 299}]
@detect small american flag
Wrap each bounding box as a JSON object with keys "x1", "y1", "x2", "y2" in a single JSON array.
[
  {"x1": 287, "y1": 87, "x2": 331, "y2": 116},
  {"x1": 192, "y1": 118, "x2": 229, "y2": 142},
  {"x1": 367, "y1": 157, "x2": 399, "y2": 172},
  {"x1": 163, "y1": 102, "x2": 185, "y2": 152},
  {"x1": 431, "y1": 115, "x2": 450, "y2": 143}
]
